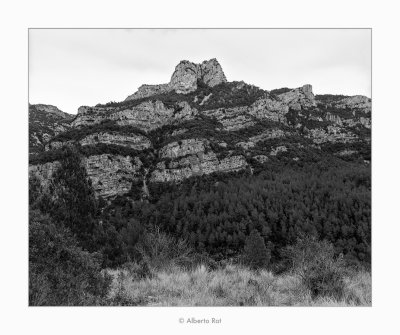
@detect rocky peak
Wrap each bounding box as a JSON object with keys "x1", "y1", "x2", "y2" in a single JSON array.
[
  {"x1": 199, "y1": 58, "x2": 227, "y2": 87},
  {"x1": 170, "y1": 60, "x2": 200, "y2": 94},
  {"x1": 170, "y1": 58, "x2": 227, "y2": 93},
  {"x1": 277, "y1": 84, "x2": 316, "y2": 110},
  {"x1": 125, "y1": 58, "x2": 227, "y2": 100}
]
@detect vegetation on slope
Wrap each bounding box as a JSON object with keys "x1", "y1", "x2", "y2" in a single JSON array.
[{"x1": 96, "y1": 81, "x2": 268, "y2": 112}]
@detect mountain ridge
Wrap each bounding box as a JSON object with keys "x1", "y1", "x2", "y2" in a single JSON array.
[{"x1": 29, "y1": 59, "x2": 371, "y2": 200}]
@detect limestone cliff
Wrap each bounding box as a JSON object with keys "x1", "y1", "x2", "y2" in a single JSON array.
[
  {"x1": 79, "y1": 132, "x2": 152, "y2": 150},
  {"x1": 277, "y1": 84, "x2": 316, "y2": 111},
  {"x1": 151, "y1": 152, "x2": 247, "y2": 183},
  {"x1": 72, "y1": 101, "x2": 197, "y2": 132},
  {"x1": 29, "y1": 154, "x2": 143, "y2": 199}
]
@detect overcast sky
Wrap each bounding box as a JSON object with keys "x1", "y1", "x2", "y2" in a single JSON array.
[{"x1": 29, "y1": 29, "x2": 371, "y2": 115}]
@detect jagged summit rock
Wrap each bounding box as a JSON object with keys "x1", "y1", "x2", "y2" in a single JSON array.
[{"x1": 125, "y1": 58, "x2": 227, "y2": 101}]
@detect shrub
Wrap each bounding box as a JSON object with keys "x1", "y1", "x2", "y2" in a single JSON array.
[
  {"x1": 29, "y1": 210, "x2": 111, "y2": 305},
  {"x1": 285, "y1": 235, "x2": 345, "y2": 299},
  {"x1": 242, "y1": 230, "x2": 271, "y2": 269},
  {"x1": 135, "y1": 226, "x2": 194, "y2": 271}
]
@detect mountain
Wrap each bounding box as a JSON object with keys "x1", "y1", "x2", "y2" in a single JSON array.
[
  {"x1": 29, "y1": 59, "x2": 371, "y2": 267},
  {"x1": 29, "y1": 59, "x2": 371, "y2": 199}
]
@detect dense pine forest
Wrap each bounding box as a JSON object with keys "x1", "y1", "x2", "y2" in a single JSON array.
[{"x1": 29, "y1": 146, "x2": 370, "y2": 305}]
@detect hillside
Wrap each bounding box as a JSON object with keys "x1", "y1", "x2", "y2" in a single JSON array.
[
  {"x1": 28, "y1": 59, "x2": 371, "y2": 306},
  {"x1": 29, "y1": 104, "x2": 74, "y2": 155}
]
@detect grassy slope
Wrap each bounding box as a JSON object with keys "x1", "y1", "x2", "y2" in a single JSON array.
[{"x1": 107, "y1": 264, "x2": 371, "y2": 306}]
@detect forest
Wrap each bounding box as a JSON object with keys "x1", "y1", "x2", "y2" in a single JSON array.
[{"x1": 29, "y1": 146, "x2": 370, "y2": 305}]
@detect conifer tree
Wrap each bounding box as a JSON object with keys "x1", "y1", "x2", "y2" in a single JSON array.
[{"x1": 243, "y1": 229, "x2": 270, "y2": 269}]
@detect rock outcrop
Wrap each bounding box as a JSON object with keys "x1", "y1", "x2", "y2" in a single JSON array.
[
  {"x1": 202, "y1": 106, "x2": 255, "y2": 131},
  {"x1": 45, "y1": 140, "x2": 75, "y2": 151},
  {"x1": 72, "y1": 101, "x2": 198, "y2": 132},
  {"x1": 334, "y1": 95, "x2": 371, "y2": 113},
  {"x1": 79, "y1": 132, "x2": 152, "y2": 150},
  {"x1": 248, "y1": 98, "x2": 289, "y2": 123},
  {"x1": 236, "y1": 129, "x2": 286, "y2": 149},
  {"x1": 153, "y1": 138, "x2": 249, "y2": 182},
  {"x1": 307, "y1": 126, "x2": 357, "y2": 144},
  {"x1": 277, "y1": 84, "x2": 316, "y2": 111},
  {"x1": 159, "y1": 139, "x2": 208, "y2": 159},
  {"x1": 29, "y1": 154, "x2": 143, "y2": 199},
  {"x1": 83, "y1": 154, "x2": 142, "y2": 198},
  {"x1": 125, "y1": 58, "x2": 227, "y2": 101},
  {"x1": 151, "y1": 152, "x2": 247, "y2": 183}
]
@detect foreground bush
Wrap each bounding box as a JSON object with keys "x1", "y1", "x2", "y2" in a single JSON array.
[
  {"x1": 285, "y1": 235, "x2": 346, "y2": 299},
  {"x1": 134, "y1": 226, "x2": 194, "y2": 271},
  {"x1": 29, "y1": 210, "x2": 111, "y2": 306}
]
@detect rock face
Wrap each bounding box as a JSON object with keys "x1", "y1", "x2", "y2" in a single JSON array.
[
  {"x1": 79, "y1": 132, "x2": 152, "y2": 150},
  {"x1": 83, "y1": 154, "x2": 142, "y2": 198},
  {"x1": 72, "y1": 101, "x2": 197, "y2": 132},
  {"x1": 151, "y1": 152, "x2": 247, "y2": 183},
  {"x1": 125, "y1": 58, "x2": 227, "y2": 101},
  {"x1": 159, "y1": 139, "x2": 208, "y2": 159},
  {"x1": 45, "y1": 140, "x2": 75, "y2": 151},
  {"x1": 334, "y1": 95, "x2": 371, "y2": 113},
  {"x1": 249, "y1": 98, "x2": 289, "y2": 123},
  {"x1": 201, "y1": 96, "x2": 291, "y2": 131},
  {"x1": 153, "y1": 138, "x2": 247, "y2": 183},
  {"x1": 236, "y1": 129, "x2": 286, "y2": 149},
  {"x1": 277, "y1": 84, "x2": 316, "y2": 111},
  {"x1": 29, "y1": 154, "x2": 143, "y2": 199},
  {"x1": 202, "y1": 106, "x2": 255, "y2": 131},
  {"x1": 307, "y1": 126, "x2": 357, "y2": 144}
]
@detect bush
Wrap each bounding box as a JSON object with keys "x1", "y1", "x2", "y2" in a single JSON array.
[
  {"x1": 285, "y1": 235, "x2": 345, "y2": 299},
  {"x1": 242, "y1": 230, "x2": 271, "y2": 269},
  {"x1": 29, "y1": 210, "x2": 111, "y2": 305},
  {"x1": 135, "y1": 226, "x2": 194, "y2": 271}
]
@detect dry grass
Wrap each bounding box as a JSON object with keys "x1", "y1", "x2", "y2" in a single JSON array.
[{"x1": 106, "y1": 264, "x2": 371, "y2": 306}]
